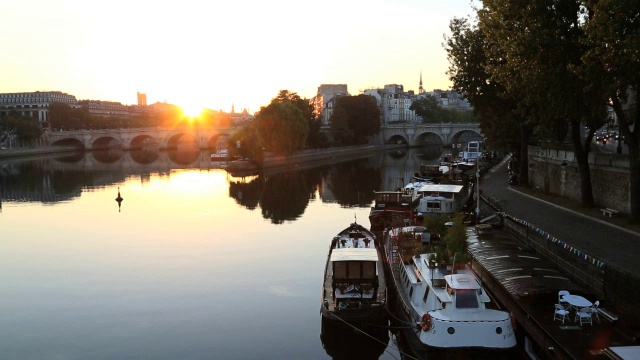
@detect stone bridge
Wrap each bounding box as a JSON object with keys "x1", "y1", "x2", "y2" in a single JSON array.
[
  {"x1": 46, "y1": 126, "x2": 237, "y2": 150},
  {"x1": 44, "y1": 123, "x2": 481, "y2": 150},
  {"x1": 380, "y1": 123, "x2": 482, "y2": 147}
]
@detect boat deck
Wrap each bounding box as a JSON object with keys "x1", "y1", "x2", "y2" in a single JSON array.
[{"x1": 467, "y1": 229, "x2": 637, "y2": 359}]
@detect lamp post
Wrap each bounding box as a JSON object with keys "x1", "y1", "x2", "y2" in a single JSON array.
[{"x1": 475, "y1": 160, "x2": 480, "y2": 224}]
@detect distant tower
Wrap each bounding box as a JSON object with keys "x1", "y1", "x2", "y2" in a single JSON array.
[
  {"x1": 231, "y1": 104, "x2": 235, "y2": 114},
  {"x1": 419, "y1": 70, "x2": 425, "y2": 94},
  {"x1": 137, "y1": 92, "x2": 147, "y2": 106}
]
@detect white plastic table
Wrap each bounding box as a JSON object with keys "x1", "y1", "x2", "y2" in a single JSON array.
[{"x1": 564, "y1": 294, "x2": 593, "y2": 310}]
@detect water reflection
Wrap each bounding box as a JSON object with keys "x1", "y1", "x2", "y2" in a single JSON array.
[
  {"x1": 0, "y1": 147, "x2": 447, "y2": 220},
  {"x1": 320, "y1": 317, "x2": 389, "y2": 359}
]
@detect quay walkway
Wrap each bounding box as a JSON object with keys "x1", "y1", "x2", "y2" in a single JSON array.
[{"x1": 476, "y1": 155, "x2": 640, "y2": 359}]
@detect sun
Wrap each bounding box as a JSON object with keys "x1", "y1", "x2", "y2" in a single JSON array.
[{"x1": 181, "y1": 104, "x2": 204, "y2": 117}]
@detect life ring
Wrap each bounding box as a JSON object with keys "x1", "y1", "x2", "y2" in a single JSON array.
[{"x1": 421, "y1": 313, "x2": 432, "y2": 332}]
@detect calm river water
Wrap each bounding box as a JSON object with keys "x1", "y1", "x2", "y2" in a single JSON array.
[{"x1": 0, "y1": 146, "x2": 447, "y2": 360}]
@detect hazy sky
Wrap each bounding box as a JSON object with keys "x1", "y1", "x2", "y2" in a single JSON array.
[{"x1": 1, "y1": 0, "x2": 477, "y2": 114}]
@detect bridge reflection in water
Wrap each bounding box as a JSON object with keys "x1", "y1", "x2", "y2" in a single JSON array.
[{"x1": 0, "y1": 145, "x2": 464, "y2": 211}]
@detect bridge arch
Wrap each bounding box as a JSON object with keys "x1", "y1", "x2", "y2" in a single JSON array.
[
  {"x1": 165, "y1": 132, "x2": 199, "y2": 149},
  {"x1": 92, "y1": 136, "x2": 122, "y2": 150},
  {"x1": 449, "y1": 129, "x2": 484, "y2": 147},
  {"x1": 413, "y1": 131, "x2": 445, "y2": 147},
  {"x1": 50, "y1": 137, "x2": 85, "y2": 150},
  {"x1": 387, "y1": 134, "x2": 408, "y2": 145},
  {"x1": 207, "y1": 133, "x2": 231, "y2": 149},
  {"x1": 129, "y1": 134, "x2": 158, "y2": 149}
]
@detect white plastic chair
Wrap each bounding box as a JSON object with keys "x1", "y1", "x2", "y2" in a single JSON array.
[
  {"x1": 575, "y1": 307, "x2": 593, "y2": 326},
  {"x1": 554, "y1": 304, "x2": 569, "y2": 323},
  {"x1": 586, "y1": 300, "x2": 600, "y2": 321},
  {"x1": 558, "y1": 290, "x2": 570, "y2": 309}
]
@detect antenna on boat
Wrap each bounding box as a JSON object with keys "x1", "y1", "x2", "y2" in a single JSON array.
[{"x1": 354, "y1": 213, "x2": 357, "y2": 224}]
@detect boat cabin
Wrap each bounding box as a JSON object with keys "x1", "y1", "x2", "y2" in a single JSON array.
[
  {"x1": 329, "y1": 236, "x2": 379, "y2": 303},
  {"x1": 415, "y1": 184, "x2": 466, "y2": 215},
  {"x1": 444, "y1": 274, "x2": 491, "y2": 310}
]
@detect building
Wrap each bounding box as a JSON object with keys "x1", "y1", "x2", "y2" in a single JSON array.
[
  {"x1": 0, "y1": 91, "x2": 78, "y2": 128},
  {"x1": 422, "y1": 90, "x2": 471, "y2": 111},
  {"x1": 364, "y1": 85, "x2": 420, "y2": 124},
  {"x1": 78, "y1": 100, "x2": 130, "y2": 117},
  {"x1": 137, "y1": 92, "x2": 147, "y2": 107},
  {"x1": 311, "y1": 84, "x2": 349, "y2": 126},
  {"x1": 228, "y1": 104, "x2": 254, "y2": 126}
]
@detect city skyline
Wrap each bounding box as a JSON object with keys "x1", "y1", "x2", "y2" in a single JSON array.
[{"x1": 1, "y1": 0, "x2": 477, "y2": 115}]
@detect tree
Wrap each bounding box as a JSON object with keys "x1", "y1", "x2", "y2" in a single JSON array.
[
  {"x1": 254, "y1": 94, "x2": 309, "y2": 155},
  {"x1": 0, "y1": 113, "x2": 43, "y2": 140},
  {"x1": 48, "y1": 102, "x2": 91, "y2": 130},
  {"x1": 582, "y1": 0, "x2": 640, "y2": 221},
  {"x1": 15, "y1": 116, "x2": 43, "y2": 140},
  {"x1": 329, "y1": 95, "x2": 381, "y2": 145},
  {"x1": 473, "y1": 0, "x2": 609, "y2": 206},
  {"x1": 229, "y1": 123, "x2": 263, "y2": 163},
  {"x1": 444, "y1": 214, "x2": 468, "y2": 263},
  {"x1": 410, "y1": 95, "x2": 441, "y2": 122},
  {"x1": 445, "y1": 17, "x2": 526, "y2": 180},
  {"x1": 271, "y1": 90, "x2": 327, "y2": 149}
]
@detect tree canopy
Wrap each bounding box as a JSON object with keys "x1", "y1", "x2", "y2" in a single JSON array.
[
  {"x1": 253, "y1": 91, "x2": 309, "y2": 156},
  {"x1": 445, "y1": 0, "x2": 640, "y2": 219},
  {"x1": 410, "y1": 95, "x2": 476, "y2": 123},
  {"x1": 329, "y1": 95, "x2": 381, "y2": 145}
]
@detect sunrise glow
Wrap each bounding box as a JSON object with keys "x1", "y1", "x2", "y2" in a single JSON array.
[
  {"x1": 0, "y1": 1, "x2": 477, "y2": 111},
  {"x1": 181, "y1": 105, "x2": 204, "y2": 118}
]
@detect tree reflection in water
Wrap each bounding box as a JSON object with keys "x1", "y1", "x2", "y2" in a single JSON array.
[{"x1": 227, "y1": 157, "x2": 381, "y2": 224}]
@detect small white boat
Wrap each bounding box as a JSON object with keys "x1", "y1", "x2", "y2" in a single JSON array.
[
  {"x1": 321, "y1": 222, "x2": 387, "y2": 324},
  {"x1": 210, "y1": 148, "x2": 229, "y2": 161},
  {"x1": 384, "y1": 226, "x2": 516, "y2": 356}
]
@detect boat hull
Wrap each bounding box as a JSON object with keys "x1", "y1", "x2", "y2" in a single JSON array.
[
  {"x1": 321, "y1": 222, "x2": 388, "y2": 325},
  {"x1": 383, "y1": 226, "x2": 516, "y2": 357}
]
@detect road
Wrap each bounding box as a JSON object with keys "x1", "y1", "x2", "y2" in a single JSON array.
[{"x1": 479, "y1": 156, "x2": 640, "y2": 275}]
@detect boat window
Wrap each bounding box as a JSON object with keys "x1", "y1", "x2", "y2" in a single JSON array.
[
  {"x1": 409, "y1": 286, "x2": 414, "y2": 298},
  {"x1": 347, "y1": 261, "x2": 361, "y2": 279},
  {"x1": 422, "y1": 286, "x2": 430, "y2": 303},
  {"x1": 362, "y1": 262, "x2": 376, "y2": 279},
  {"x1": 333, "y1": 262, "x2": 347, "y2": 279},
  {"x1": 455, "y1": 290, "x2": 479, "y2": 309}
]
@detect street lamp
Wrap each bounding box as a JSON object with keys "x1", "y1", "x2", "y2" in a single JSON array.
[{"x1": 475, "y1": 160, "x2": 480, "y2": 224}]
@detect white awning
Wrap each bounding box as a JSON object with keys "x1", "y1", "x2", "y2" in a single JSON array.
[
  {"x1": 417, "y1": 184, "x2": 464, "y2": 194},
  {"x1": 330, "y1": 248, "x2": 379, "y2": 262}
]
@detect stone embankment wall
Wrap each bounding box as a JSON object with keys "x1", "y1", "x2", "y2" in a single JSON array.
[
  {"x1": 261, "y1": 145, "x2": 388, "y2": 171},
  {"x1": 527, "y1": 146, "x2": 630, "y2": 214}
]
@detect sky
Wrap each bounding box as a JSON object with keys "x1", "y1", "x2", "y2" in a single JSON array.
[{"x1": 1, "y1": 0, "x2": 478, "y2": 115}]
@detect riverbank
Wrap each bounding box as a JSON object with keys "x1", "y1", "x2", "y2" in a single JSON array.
[
  {"x1": 225, "y1": 144, "x2": 401, "y2": 176},
  {"x1": 0, "y1": 146, "x2": 80, "y2": 160}
]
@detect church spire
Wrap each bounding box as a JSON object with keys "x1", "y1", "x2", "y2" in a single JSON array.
[{"x1": 419, "y1": 70, "x2": 425, "y2": 94}]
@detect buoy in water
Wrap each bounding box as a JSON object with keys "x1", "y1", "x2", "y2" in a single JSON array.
[{"x1": 115, "y1": 187, "x2": 123, "y2": 212}]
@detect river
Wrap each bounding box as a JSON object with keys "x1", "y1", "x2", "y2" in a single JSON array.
[{"x1": 0, "y1": 146, "x2": 449, "y2": 360}]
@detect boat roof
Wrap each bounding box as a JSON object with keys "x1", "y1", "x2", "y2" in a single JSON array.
[
  {"x1": 330, "y1": 248, "x2": 379, "y2": 262},
  {"x1": 446, "y1": 274, "x2": 481, "y2": 290},
  {"x1": 389, "y1": 226, "x2": 427, "y2": 236},
  {"x1": 418, "y1": 184, "x2": 464, "y2": 193}
]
